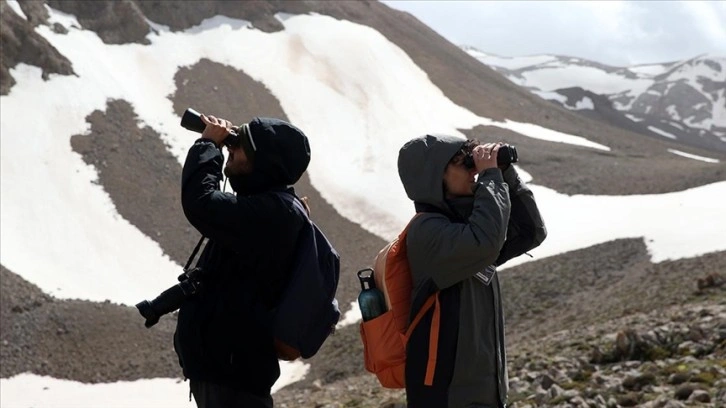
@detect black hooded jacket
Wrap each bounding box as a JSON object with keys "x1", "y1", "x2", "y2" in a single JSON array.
[{"x1": 174, "y1": 118, "x2": 311, "y2": 396}]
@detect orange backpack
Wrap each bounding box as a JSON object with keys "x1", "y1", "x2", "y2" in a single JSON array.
[{"x1": 359, "y1": 216, "x2": 441, "y2": 388}]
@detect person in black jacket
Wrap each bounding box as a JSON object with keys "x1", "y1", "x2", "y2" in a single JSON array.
[{"x1": 174, "y1": 113, "x2": 312, "y2": 408}]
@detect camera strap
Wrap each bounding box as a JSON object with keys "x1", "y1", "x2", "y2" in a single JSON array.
[
  {"x1": 182, "y1": 178, "x2": 229, "y2": 270},
  {"x1": 184, "y1": 236, "x2": 206, "y2": 270}
]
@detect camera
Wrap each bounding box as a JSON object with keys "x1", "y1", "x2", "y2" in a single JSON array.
[
  {"x1": 180, "y1": 108, "x2": 243, "y2": 148},
  {"x1": 135, "y1": 266, "x2": 205, "y2": 328},
  {"x1": 463, "y1": 144, "x2": 518, "y2": 169}
]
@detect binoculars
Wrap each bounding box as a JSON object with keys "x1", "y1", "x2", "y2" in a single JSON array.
[
  {"x1": 180, "y1": 108, "x2": 245, "y2": 148},
  {"x1": 463, "y1": 144, "x2": 518, "y2": 169}
]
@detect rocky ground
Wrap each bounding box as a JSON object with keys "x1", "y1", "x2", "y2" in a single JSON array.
[
  {"x1": 274, "y1": 280, "x2": 726, "y2": 407},
  {"x1": 3, "y1": 264, "x2": 723, "y2": 407}
]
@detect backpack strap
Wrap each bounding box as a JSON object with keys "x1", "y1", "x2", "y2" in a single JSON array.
[
  {"x1": 271, "y1": 188, "x2": 309, "y2": 219},
  {"x1": 399, "y1": 211, "x2": 444, "y2": 387},
  {"x1": 403, "y1": 291, "x2": 441, "y2": 386},
  {"x1": 424, "y1": 293, "x2": 441, "y2": 386}
]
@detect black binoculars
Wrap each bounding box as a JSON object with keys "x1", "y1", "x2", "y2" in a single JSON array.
[
  {"x1": 180, "y1": 108, "x2": 243, "y2": 148},
  {"x1": 463, "y1": 144, "x2": 518, "y2": 169}
]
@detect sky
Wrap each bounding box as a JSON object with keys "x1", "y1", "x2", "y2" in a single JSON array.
[
  {"x1": 1, "y1": 3, "x2": 726, "y2": 407},
  {"x1": 383, "y1": 0, "x2": 726, "y2": 66}
]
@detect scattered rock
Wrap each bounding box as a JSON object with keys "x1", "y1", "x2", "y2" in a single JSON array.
[
  {"x1": 674, "y1": 383, "x2": 699, "y2": 400},
  {"x1": 617, "y1": 392, "x2": 640, "y2": 407},
  {"x1": 623, "y1": 372, "x2": 656, "y2": 391},
  {"x1": 696, "y1": 273, "x2": 724, "y2": 291},
  {"x1": 687, "y1": 389, "x2": 711, "y2": 403}
]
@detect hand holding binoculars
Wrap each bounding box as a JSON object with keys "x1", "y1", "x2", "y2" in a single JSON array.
[
  {"x1": 463, "y1": 144, "x2": 519, "y2": 169},
  {"x1": 180, "y1": 108, "x2": 243, "y2": 148}
]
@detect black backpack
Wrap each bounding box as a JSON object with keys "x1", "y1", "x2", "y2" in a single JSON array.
[{"x1": 268, "y1": 191, "x2": 341, "y2": 360}]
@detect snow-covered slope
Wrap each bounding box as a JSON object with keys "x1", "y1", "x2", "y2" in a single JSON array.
[{"x1": 1, "y1": 5, "x2": 614, "y2": 305}]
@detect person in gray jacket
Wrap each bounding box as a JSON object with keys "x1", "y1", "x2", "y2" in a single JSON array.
[{"x1": 397, "y1": 135, "x2": 546, "y2": 407}]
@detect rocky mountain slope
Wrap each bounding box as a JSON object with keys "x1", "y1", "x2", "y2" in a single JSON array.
[
  {"x1": 1, "y1": 1, "x2": 724, "y2": 407},
  {"x1": 466, "y1": 48, "x2": 726, "y2": 154}
]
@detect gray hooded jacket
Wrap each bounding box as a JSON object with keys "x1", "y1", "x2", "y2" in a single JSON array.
[{"x1": 398, "y1": 134, "x2": 546, "y2": 408}]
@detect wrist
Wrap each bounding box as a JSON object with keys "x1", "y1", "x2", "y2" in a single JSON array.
[
  {"x1": 202, "y1": 136, "x2": 222, "y2": 147},
  {"x1": 478, "y1": 167, "x2": 504, "y2": 181},
  {"x1": 195, "y1": 137, "x2": 220, "y2": 148}
]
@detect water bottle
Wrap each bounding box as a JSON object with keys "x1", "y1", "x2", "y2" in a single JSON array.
[{"x1": 357, "y1": 268, "x2": 387, "y2": 321}]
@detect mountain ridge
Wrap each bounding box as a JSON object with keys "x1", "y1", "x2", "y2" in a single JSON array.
[{"x1": 465, "y1": 47, "x2": 726, "y2": 154}]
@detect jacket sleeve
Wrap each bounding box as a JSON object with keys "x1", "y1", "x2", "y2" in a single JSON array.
[
  {"x1": 407, "y1": 168, "x2": 511, "y2": 290},
  {"x1": 494, "y1": 165, "x2": 547, "y2": 266},
  {"x1": 180, "y1": 139, "x2": 279, "y2": 253}
]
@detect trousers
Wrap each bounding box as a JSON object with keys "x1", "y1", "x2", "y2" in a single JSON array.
[{"x1": 190, "y1": 380, "x2": 273, "y2": 408}]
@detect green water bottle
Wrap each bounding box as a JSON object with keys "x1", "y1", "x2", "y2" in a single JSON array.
[{"x1": 357, "y1": 268, "x2": 387, "y2": 321}]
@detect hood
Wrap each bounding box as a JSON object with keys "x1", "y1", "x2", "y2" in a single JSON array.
[
  {"x1": 230, "y1": 117, "x2": 311, "y2": 194},
  {"x1": 397, "y1": 134, "x2": 466, "y2": 212}
]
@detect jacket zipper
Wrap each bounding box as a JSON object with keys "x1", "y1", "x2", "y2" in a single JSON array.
[{"x1": 492, "y1": 276, "x2": 506, "y2": 407}]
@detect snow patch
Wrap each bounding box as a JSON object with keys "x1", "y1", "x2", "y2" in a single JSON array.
[
  {"x1": 500, "y1": 180, "x2": 726, "y2": 269},
  {"x1": 275, "y1": 12, "x2": 298, "y2": 22},
  {"x1": 629, "y1": 63, "x2": 669, "y2": 76},
  {"x1": 684, "y1": 115, "x2": 713, "y2": 129},
  {"x1": 668, "y1": 121, "x2": 684, "y2": 131},
  {"x1": 666, "y1": 105, "x2": 681, "y2": 121},
  {"x1": 520, "y1": 65, "x2": 652, "y2": 95},
  {"x1": 532, "y1": 90, "x2": 568, "y2": 104},
  {"x1": 668, "y1": 149, "x2": 720, "y2": 163},
  {"x1": 466, "y1": 50, "x2": 557, "y2": 70},
  {"x1": 0, "y1": 364, "x2": 308, "y2": 408},
  {"x1": 44, "y1": 3, "x2": 80, "y2": 29},
  {"x1": 184, "y1": 15, "x2": 252, "y2": 34},
  {"x1": 667, "y1": 58, "x2": 725, "y2": 82},
  {"x1": 336, "y1": 301, "x2": 362, "y2": 329},
  {"x1": 625, "y1": 114, "x2": 644, "y2": 122},
  {"x1": 6, "y1": 0, "x2": 27, "y2": 20},
  {"x1": 145, "y1": 18, "x2": 171, "y2": 34},
  {"x1": 496, "y1": 120, "x2": 609, "y2": 151},
  {"x1": 648, "y1": 126, "x2": 677, "y2": 139},
  {"x1": 713, "y1": 89, "x2": 726, "y2": 128},
  {"x1": 693, "y1": 102, "x2": 708, "y2": 110},
  {"x1": 570, "y1": 96, "x2": 594, "y2": 110}
]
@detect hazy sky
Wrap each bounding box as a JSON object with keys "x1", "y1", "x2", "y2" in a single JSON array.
[{"x1": 383, "y1": 0, "x2": 726, "y2": 66}]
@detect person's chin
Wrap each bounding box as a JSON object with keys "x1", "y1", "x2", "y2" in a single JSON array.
[
  {"x1": 223, "y1": 165, "x2": 235, "y2": 178},
  {"x1": 224, "y1": 162, "x2": 251, "y2": 178}
]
